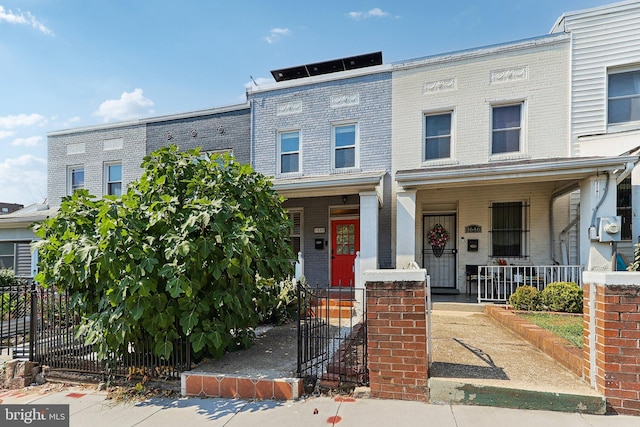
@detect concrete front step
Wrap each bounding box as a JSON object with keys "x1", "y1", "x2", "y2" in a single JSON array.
[{"x1": 429, "y1": 378, "x2": 606, "y2": 415}]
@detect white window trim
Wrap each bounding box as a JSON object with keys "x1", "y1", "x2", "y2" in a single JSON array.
[
  {"x1": 0, "y1": 241, "x2": 16, "y2": 271},
  {"x1": 67, "y1": 165, "x2": 85, "y2": 195},
  {"x1": 423, "y1": 109, "x2": 455, "y2": 164},
  {"x1": 104, "y1": 162, "x2": 122, "y2": 196},
  {"x1": 331, "y1": 121, "x2": 360, "y2": 171},
  {"x1": 277, "y1": 130, "x2": 302, "y2": 177},
  {"x1": 489, "y1": 100, "x2": 527, "y2": 159},
  {"x1": 607, "y1": 65, "x2": 640, "y2": 131}
]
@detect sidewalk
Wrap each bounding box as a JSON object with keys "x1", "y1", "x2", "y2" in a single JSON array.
[{"x1": 0, "y1": 387, "x2": 638, "y2": 426}]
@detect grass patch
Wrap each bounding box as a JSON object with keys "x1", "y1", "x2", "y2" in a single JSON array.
[{"x1": 518, "y1": 312, "x2": 583, "y2": 349}]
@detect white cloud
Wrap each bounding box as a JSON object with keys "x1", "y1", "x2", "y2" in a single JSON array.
[
  {"x1": 0, "y1": 113, "x2": 46, "y2": 129},
  {"x1": 348, "y1": 8, "x2": 393, "y2": 20},
  {"x1": 11, "y1": 136, "x2": 42, "y2": 147},
  {"x1": 265, "y1": 28, "x2": 291, "y2": 44},
  {"x1": 94, "y1": 88, "x2": 155, "y2": 123},
  {"x1": 0, "y1": 154, "x2": 47, "y2": 205},
  {"x1": 0, "y1": 130, "x2": 15, "y2": 139},
  {"x1": 0, "y1": 5, "x2": 53, "y2": 36}
]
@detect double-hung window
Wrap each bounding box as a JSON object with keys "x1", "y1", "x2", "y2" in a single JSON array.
[
  {"x1": 333, "y1": 123, "x2": 358, "y2": 169},
  {"x1": 425, "y1": 112, "x2": 452, "y2": 161},
  {"x1": 0, "y1": 242, "x2": 14, "y2": 270},
  {"x1": 492, "y1": 103, "x2": 522, "y2": 154},
  {"x1": 279, "y1": 131, "x2": 300, "y2": 174},
  {"x1": 608, "y1": 69, "x2": 640, "y2": 125},
  {"x1": 69, "y1": 166, "x2": 84, "y2": 195},
  {"x1": 106, "y1": 163, "x2": 122, "y2": 196},
  {"x1": 491, "y1": 201, "x2": 529, "y2": 258}
]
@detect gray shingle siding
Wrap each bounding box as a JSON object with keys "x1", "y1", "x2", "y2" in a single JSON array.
[
  {"x1": 145, "y1": 108, "x2": 251, "y2": 164},
  {"x1": 47, "y1": 124, "x2": 146, "y2": 207},
  {"x1": 47, "y1": 107, "x2": 251, "y2": 207},
  {"x1": 250, "y1": 71, "x2": 393, "y2": 272},
  {"x1": 249, "y1": 72, "x2": 392, "y2": 177}
]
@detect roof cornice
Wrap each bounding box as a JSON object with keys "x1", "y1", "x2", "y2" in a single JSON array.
[{"x1": 47, "y1": 103, "x2": 250, "y2": 137}]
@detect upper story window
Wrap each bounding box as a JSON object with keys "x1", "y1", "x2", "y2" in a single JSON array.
[
  {"x1": 608, "y1": 69, "x2": 640, "y2": 125},
  {"x1": 106, "y1": 163, "x2": 122, "y2": 196},
  {"x1": 425, "y1": 112, "x2": 452, "y2": 161},
  {"x1": 68, "y1": 166, "x2": 84, "y2": 195},
  {"x1": 492, "y1": 103, "x2": 522, "y2": 154},
  {"x1": 278, "y1": 131, "x2": 300, "y2": 174},
  {"x1": 333, "y1": 123, "x2": 358, "y2": 169}
]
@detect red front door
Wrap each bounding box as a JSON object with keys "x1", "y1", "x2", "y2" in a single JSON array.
[{"x1": 331, "y1": 219, "x2": 359, "y2": 287}]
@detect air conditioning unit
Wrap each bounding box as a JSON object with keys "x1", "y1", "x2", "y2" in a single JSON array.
[{"x1": 598, "y1": 216, "x2": 622, "y2": 242}]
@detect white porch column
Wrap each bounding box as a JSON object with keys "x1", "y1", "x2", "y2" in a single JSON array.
[
  {"x1": 579, "y1": 173, "x2": 618, "y2": 270},
  {"x1": 358, "y1": 191, "x2": 379, "y2": 288},
  {"x1": 396, "y1": 189, "x2": 417, "y2": 268}
]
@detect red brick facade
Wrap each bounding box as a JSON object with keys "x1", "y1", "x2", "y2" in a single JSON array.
[
  {"x1": 365, "y1": 280, "x2": 428, "y2": 401},
  {"x1": 584, "y1": 278, "x2": 640, "y2": 416}
]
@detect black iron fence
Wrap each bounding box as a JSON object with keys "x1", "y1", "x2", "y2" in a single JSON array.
[
  {"x1": 1, "y1": 279, "x2": 190, "y2": 381},
  {"x1": 297, "y1": 283, "x2": 368, "y2": 388}
]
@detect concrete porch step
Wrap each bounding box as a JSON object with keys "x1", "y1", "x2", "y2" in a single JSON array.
[
  {"x1": 431, "y1": 302, "x2": 486, "y2": 312},
  {"x1": 429, "y1": 377, "x2": 606, "y2": 414}
]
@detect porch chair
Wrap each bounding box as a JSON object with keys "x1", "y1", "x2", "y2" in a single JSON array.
[{"x1": 465, "y1": 264, "x2": 480, "y2": 296}]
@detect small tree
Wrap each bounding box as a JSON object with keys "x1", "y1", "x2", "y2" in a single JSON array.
[{"x1": 33, "y1": 146, "x2": 294, "y2": 360}]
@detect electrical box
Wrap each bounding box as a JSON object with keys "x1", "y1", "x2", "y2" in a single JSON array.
[{"x1": 598, "y1": 216, "x2": 622, "y2": 242}]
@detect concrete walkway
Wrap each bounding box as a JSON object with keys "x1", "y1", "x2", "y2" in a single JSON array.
[
  {"x1": 429, "y1": 306, "x2": 605, "y2": 413},
  {"x1": 0, "y1": 387, "x2": 638, "y2": 426}
]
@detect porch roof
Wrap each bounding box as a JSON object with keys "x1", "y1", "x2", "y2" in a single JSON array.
[
  {"x1": 396, "y1": 156, "x2": 639, "y2": 189},
  {"x1": 271, "y1": 170, "x2": 386, "y2": 199},
  {"x1": 0, "y1": 204, "x2": 58, "y2": 229}
]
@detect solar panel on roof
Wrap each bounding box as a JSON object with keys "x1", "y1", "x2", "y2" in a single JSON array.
[{"x1": 270, "y1": 51, "x2": 382, "y2": 82}]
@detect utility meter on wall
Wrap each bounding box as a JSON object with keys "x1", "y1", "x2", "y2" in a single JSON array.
[{"x1": 598, "y1": 216, "x2": 622, "y2": 242}]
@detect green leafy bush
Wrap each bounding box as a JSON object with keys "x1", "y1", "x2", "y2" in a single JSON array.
[
  {"x1": 540, "y1": 282, "x2": 583, "y2": 313},
  {"x1": 254, "y1": 276, "x2": 299, "y2": 325},
  {"x1": 33, "y1": 146, "x2": 295, "y2": 361},
  {"x1": 0, "y1": 269, "x2": 17, "y2": 286},
  {"x1": 508, "y1": 285, "x2": 541, "y2": 311}
]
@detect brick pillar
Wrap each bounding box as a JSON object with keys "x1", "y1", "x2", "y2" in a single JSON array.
[
  {"x1": 583, "y1": 272, "x2": 640, "y2": 416},
  {"x1": 365, "y1": 269, "x2": 428, "y2": 401}
]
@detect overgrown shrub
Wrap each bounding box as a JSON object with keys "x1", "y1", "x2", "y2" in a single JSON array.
[
  {"x1": 0, "y1": 269, "x2": 17, "y2": 286},
  {"x1": 254, "y1": 276, "x2": 299, "y2": 325},
  {"x1": 540, "y1": 282, "x2": 583, "y2": 313},
  {"x1": 508, "y1": 285, "x2": 541, "y2": 311}
]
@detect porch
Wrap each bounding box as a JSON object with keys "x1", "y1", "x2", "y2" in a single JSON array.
[{"x1": 472, "y1": 264, "x2": 583, "y2": 303}]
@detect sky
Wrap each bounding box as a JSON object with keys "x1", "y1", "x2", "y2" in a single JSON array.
[{"x1": 0, "y1": 0, "x2": 620, "y2": 206}]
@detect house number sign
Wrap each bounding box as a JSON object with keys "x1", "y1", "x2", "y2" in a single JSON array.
[{"x1": 465, "y1": 225, "x2": 482, "y2": 233}]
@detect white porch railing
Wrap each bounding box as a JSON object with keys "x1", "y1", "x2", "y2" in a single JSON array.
[
  {"x1": 477, "y1": 265, "x2": 584, "y2": 303},
  {"x1": 294, "y1": 251, "x2": 303, "y2": 280}
]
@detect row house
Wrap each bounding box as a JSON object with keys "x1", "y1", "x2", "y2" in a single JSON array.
[
  {"x1": 246, "y1": 53, "x2": 393, "y2": 286},
  {"x1": 551, "y1": 0, "x2": 640, "y2": 265},
  {"x1": 3, "y1": 1, "x2": 637, "y2": 300}
]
